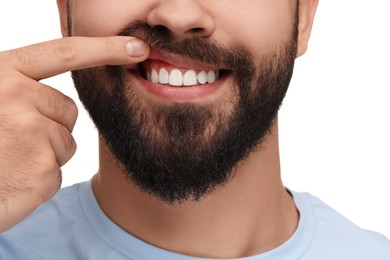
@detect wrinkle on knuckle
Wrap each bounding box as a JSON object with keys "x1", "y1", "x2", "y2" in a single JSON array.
[
  {"x1": 51, "y1": 39, "x2": 77, "y2": 64},
  {"x1": 105, "y1": 38, "x2": 118, "y2": 62}
]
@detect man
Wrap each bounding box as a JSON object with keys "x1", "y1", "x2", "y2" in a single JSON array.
[{"x1": 0, "y1": 0, "x2": 389, "y2": 259}]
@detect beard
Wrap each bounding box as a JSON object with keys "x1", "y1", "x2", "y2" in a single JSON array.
[{"x1": 71, "y1": 20, "x2": 298, "y2": 204}]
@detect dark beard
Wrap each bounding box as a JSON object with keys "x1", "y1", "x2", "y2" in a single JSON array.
[{"x1": 71, "y1": 21, "x2": 298, "y2": 203}]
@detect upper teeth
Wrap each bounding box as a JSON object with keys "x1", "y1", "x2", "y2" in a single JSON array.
[{"x1": 146, "y1": 68, "x2": 220, "y2": 87}]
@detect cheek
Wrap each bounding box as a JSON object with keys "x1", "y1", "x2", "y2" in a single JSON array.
[
  {"x1": 71, "y1": 1, "x2": 150, "y2": 36},
  {"x1": 213, "y1": 1, "x2": 296, "y2": 58},
  {"x1": 71, "y1": 0, "x2": 296, "y2": 56}
]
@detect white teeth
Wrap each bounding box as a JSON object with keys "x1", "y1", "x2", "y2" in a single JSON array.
[
  {"x1": 197, "y1": 71, "x2": 207, "y2": 84},
  {"x1": 183, "y1": 70, "x2": 198, "y2": 86},
  {"x1": 146, "y1": 68, "x2": 220, "y2": 86},
  {"x1": 207, "y1": 71, "x2": 216, "y2": 83},
  {"x1": 169, "y1": 69, "x2": 183, "y2": 86},
  {"x1": 151, "y1": 69, "x2": 159, "y2": 84},
  {"x1": 159, "y1": 68, "x2": 169, "y2": 84}
]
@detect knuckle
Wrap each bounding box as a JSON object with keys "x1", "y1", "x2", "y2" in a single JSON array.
[
  {"x1": 105, "y1": 37, "x2": 119, "y2": 61},
  {"x1": 58, "y1": 95, "x2": 78, "y2": 130},
  {"x1": 38, "y1": 85, "x2": 63, "y2": 112},
  {"x1": 51, "y1": 38, "x2": 77, "y2": 63},
  {"x1": 39, "y1": 86, "x2": 78, "y2": 123},
  {"x1": 0, "y1": 65, "x2": 11, "y2": 77},
  {"x1": 64, "y1": 96, "x2": 79, "y2": 122},
  {"x1": 42, "y1": 161, "x2": 62, "y2": 198},
  {"x1": 58, "y1": 125, "x2": 76, "y2": 156},
  {"x1": 0, "y1": 76, "x2": 24, "y2": 100},
  {"x1": 67, "y1": 135, "x2": 77, "y2": 156},
  {"x1": 38, "y1": 150, "x2": 60, "y2": 176},
  {"x1": 17, "y1": 112, "x2": 43, "y2": 134},
  {"x1": 26, "y1": 150, "x2": 59, "y2": 203}
]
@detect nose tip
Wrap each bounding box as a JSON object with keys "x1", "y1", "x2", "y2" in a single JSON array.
[{"x1": 147, "y1": 0, "x2": 215, "y2": 39}]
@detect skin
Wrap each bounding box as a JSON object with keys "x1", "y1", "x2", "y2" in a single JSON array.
[
  {"x1": 0, "y1": 38, "x2": 150, "y2": 232},
  {"x1": 0, "y1": 0, "x2": 318, "y2": 258}
]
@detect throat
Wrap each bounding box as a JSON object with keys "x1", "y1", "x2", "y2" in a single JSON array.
[
  {"x1": 93, "y1": 126, "x2": 298, "y2": 258},
  {"x1": 94, "y1": 168, "x2": 299, "y2": 258}
]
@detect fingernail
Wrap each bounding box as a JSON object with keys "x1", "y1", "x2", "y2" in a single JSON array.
[{"x1": 126, "y1": 39, "x2": 147, "y2": 57}]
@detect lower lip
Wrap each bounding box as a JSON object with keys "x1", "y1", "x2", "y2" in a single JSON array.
[{"x1": 130, "y1": 71, "x2": 227, "y2": 102}]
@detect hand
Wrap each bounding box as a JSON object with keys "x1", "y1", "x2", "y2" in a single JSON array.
[{"x1": 0, "y1": 36, "x2": 149, "y2": 232}]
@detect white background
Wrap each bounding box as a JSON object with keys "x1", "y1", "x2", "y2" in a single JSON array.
[{"x1": 0, "y1": 1, "x2": 389, "y2": 238}]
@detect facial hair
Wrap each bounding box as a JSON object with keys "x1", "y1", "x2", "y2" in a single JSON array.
[{"x1": 71, "y1": 20, "x2": 298, "y2": 204}]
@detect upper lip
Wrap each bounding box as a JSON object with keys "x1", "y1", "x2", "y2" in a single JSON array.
[{"x1": 145, "y1": 48, "x2": 226, "y2": 71}]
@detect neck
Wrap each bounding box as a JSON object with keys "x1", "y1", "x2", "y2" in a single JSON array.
[{"x1": 93, "y1": 122, "x2": 298, "y2": 258}]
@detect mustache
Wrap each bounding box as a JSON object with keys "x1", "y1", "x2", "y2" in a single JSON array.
[{"x1": 118, "y1": 20, "x2": 253, "y2": 71}]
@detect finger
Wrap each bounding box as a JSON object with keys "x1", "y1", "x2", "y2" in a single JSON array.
[
  {"x1": 35, "y1": 82, "x2": 78, "y2": 133},
  {"x1": 0, "y1": 36, "x2": 150, "y2": 80},
  {"x1": 47, "y1": 119, "x2": 77, "y2": 167},
  {"x1": 0, "y1": 69, "x2": 78, "y2": 132}
]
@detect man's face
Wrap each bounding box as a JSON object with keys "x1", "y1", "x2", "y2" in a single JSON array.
[{"x1": 66, "y1": 0, "x2": 299, "y2": 203}]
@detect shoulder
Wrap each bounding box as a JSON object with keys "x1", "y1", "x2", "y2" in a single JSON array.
[
  {"x1": 0, "y1": 182, "x2": 87, "y2": 259},
  {"x1": 293, "y1": 191, "x2": 390, "y2": 259}
]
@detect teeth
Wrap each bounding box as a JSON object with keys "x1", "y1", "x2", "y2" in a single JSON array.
[
  {"x1": 147, "y1": 68, "x2": 220, "y2": 86},
  {"x1": 197, "y1": 71, "x2": 207, "y2": 84},
  {"x1": 159, "y1": 68, "x2": 169, "y2": 84},
  {"x1": 151, "y1": 69, "x2": 159, "y2": 84},
  {"x1": 169, "y1": 69, "x2": 183, "y2": 86},
  {"x1": 183, "y1": 70, "x2": 198, "y2": 86},
  {"x1": 207, "y1": 71, "x2": 216, "y2": 83}
]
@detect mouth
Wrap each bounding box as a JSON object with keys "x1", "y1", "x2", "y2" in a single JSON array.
[
  {"x1": 138, "y1": 60, "x2": 229, "y2": 87},
  {"x1": 126, "y1": 49, "x2": 232, "y2": 101}
]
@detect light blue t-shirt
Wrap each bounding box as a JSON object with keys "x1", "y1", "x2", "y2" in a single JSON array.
[{"x1": 1, "y1": 180, "x2": 389, "y2": 260}]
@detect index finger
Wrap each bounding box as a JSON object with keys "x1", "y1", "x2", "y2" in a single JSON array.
[{"x1": 0, "y1": 36, "x2": 150, "y2": 80}]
